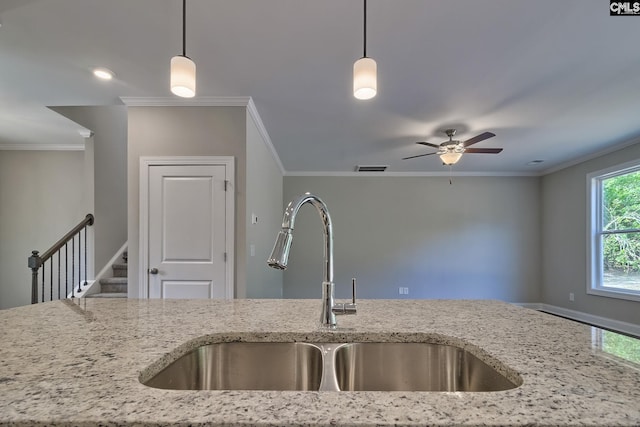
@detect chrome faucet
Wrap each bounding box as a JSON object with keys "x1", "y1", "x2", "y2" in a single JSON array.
[{"x1": 268, "y1": 192, "x2": 356, "y2": 328}]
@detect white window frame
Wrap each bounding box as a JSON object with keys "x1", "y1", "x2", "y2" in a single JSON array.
[{"x1": 587, "y1": 159, "x2": 640, "y2": 302}]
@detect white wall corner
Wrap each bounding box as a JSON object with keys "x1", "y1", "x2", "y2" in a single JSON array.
[
  {"x1": 246, "y1": 98, "x2": 286, "y2": 175},
  {"x1": 120, "y1": 95, "x2": 286, "y2": 176}
]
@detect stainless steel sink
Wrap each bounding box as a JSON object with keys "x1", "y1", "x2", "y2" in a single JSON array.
[
  {"x1": 334, "y1": 342, "x2": 518, "y2": 391},
  {"x1": 143, "y1": 342, "x2": 323, "y2": 391},
  {"x1": 142, "y1": 341, "x2": 519, "y2": 392}
]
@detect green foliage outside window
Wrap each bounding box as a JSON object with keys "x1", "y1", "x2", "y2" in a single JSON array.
[
  {"x1": 602, "y1": 171, "x2": 640, "y2": 273},
  {"x1": 601, "y1": 330, "x2": 640, "y2": 364}
]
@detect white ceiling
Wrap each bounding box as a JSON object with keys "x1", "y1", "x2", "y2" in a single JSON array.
[{"x1": 2, "y1": 0, "x2": 640, "y2": 174}]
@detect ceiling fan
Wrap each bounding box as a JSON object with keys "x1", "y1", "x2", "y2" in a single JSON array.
[{"x1": 402, "y1": 129, "x2": 503, "y2": 165}]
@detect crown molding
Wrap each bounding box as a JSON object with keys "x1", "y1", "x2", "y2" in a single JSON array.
[
  {"x1": 120, "y1": 96, "x2": 285, "y2": 175},
  {"x1": 120, "y1": 96, "x2": 252, "y2": 107},
  {"x1": 0, "y1": 144, "x2": 84, "y2": 151},
  {"x1": 246, "y1": 98, "x2": 285, "y2": 175},
  {"x1": 78, "y1": 129, "x2": 94, "y2": 138},
  {"x1": 285, "y1": 170, "x2": 540, "y2": 177},
  {"x1": 541, "y1": 134, "x2": 640, "y2": 175}
]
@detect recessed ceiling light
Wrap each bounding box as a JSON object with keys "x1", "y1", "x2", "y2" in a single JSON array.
[
  {"x1": 93, "y1": 67, "x2": 115, "y2": 80},
  {"x1": 527, "y1": 160, "x2": 544, "y2": 165}
]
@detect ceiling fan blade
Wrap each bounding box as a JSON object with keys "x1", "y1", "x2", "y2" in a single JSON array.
[
  {"x1": 463, "y1": 132, "x2": 496, "y2": 147},
  {"x1": 464, "y1": 148, "x2": 503, "y2": 154},
  {"x1": 416, "y1": 141, "x2": 440, "y2": 149},
  {"x1": 402, "y1": 152, "x2": 437, "y2": 160}
]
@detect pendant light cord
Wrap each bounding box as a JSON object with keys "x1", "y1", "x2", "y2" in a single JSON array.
[
  {"x1": 182, "y1": 0, "x2": 187, "y2": 57},
  {"x1": 363, "y1": 0, "x2": 367, "y2": 58}
]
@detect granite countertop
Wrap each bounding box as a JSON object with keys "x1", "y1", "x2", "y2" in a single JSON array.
[{"x1": 1, "y1": 298, "x2": 639, "y2": 426}]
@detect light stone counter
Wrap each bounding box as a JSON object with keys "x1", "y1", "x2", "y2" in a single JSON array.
[{"x1": 1, "y1": 298, "x2": 639, "y2": 426}]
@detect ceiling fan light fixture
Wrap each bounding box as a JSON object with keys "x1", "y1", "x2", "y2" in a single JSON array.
[
  {"x1": 353, "y1": 57, "x2": 377, "y2": 100},
  {"x1": 403, "y1": 129, "x2": 500, "y2": 165},
  {"x1": 440, "y1": 152, "x2": 463, "y2": 165},
  {"x1": 170, "y1": 0, "x2": 196, "y2": 98},
  {"x1": 170, "y1": 55, "x2": 196, "y2": 97},
  {"x1": 353, "y1": 0, "x2": 376, "y2": 100}
]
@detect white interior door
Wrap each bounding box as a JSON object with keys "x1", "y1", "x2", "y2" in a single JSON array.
[{"x1": 144, "y1": 161, "x2": 231, "y2": 299}]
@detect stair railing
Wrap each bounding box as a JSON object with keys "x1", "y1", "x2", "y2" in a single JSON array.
[{"x1": 28, "y1": 214, "x2": 94, "y2": 304}]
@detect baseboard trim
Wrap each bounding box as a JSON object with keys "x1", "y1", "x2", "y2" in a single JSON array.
[{"x1": 515, "y1": 303, "x2": 640, "y2": 337}]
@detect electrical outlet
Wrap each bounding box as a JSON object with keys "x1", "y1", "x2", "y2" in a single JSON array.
[
  {"x1": 398, "y1": 287, "x2": 409, "y2": 295},
  {"x1": 569, "y1": 292, "x2": 574, "y2": 302},
  {"x1": 403, "y1": 287, "x2": 409, "y2": 295},
  {"x1": 398, "y1": 287, "x2": 404, "y2": 295}
]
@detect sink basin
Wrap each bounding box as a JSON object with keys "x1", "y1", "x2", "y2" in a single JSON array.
[
  {"x1": 143, "y1": 342, "x2": 323, "y2": 391},
  {"x1": 142, "y1": 341, "x2": 519, "y2": 392},
  {"x1": 334, "y1": 342, "x2": 518, "y2": 391}
]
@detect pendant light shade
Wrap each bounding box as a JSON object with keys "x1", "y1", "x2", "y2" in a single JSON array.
[
  {"x1": 440, "y1": 152, "x2": 463, "y2": 165},
  {"x1": 353, "y1": 0, "x2": 376, "y2": 100},
  {"x1": 170, "y1": 0, "x2": 196, "y2": 98},
  {"x1": 171, "y1": 55, "x2": 196, "y2": 97},
  {"x1": 353, "y1": 57, "x2": 377, "y2": 100}
]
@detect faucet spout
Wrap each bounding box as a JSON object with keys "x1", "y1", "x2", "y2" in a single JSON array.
[
  {"x1": 267, "y1": 230, "x2": 293, "y2": 270},
  {"x1": 268, "y1": 192, "x2": 333, "y2": 284},
  {"x1": 267, "y1": 192, "x2": 355, "y2": 328}
]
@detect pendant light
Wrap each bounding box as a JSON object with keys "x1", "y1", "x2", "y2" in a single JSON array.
[
  {"x1": 171, "y1": 0, "x2": 196, "y2": 98},
  {"x1": 353, "y1": 0, "x2": 377, "y2": 100}
]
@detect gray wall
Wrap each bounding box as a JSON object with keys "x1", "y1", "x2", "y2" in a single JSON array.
[
  {"x1": 283, "y1": 176, "x2": 541, "y2": 302},
  {"x1": 0, "y1": 150, "x2": 85, "y2": 309},
  {"x1": 245, "y1": 114, "x2": 283, "y2": 298},
  {"x1": 542, "y1": 143, "x2": 640, "y2": 324},
  {"x1": 127, "y1": 106, "x2": 247, "y2": 298},
  {"x1": 52, "y1": 106, "x2": 128, "y2": 274}
]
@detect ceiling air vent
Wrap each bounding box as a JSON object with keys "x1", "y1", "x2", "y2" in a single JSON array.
[{"x1": 355, "y1": 165, "x2": 388, "y2": 172}]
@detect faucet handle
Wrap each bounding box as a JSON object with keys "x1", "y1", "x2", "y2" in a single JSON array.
[
  {"x1": 351, "y1": 278, "x2": 357, "y2": 304},
  {"x1": 331, "y1": 278, "x2": 357, "y2": 316}
]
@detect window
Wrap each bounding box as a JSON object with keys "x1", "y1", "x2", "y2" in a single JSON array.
[{"x1": 588, "y1": 160, "x2": 640, "y2": 302}]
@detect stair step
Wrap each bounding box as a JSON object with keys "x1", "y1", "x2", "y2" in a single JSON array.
[
  {"x1": 85, "y1": 293, "x2": 127, "y2": 298},
  {"x1": 99, "y1": 277, "x2": 127, "y2": 293},
  {"x1": 112, "y1": 263, "x2": 128, "y2": 277},
  {"x1": 100, "y1": 277, "x2": 127, "y2": 285}
]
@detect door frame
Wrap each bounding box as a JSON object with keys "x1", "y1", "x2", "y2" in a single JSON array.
[{"x1": 139, "y1": 156, "x2": 235, "y2": 299}]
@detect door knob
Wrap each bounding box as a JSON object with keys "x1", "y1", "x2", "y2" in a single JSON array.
[{"x1": 148, "y1": 268, "x2": 159, "y2": 275}]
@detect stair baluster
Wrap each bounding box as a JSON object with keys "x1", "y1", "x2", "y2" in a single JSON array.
[
  {"x1": 72, "y1": 235, "x2": 75, "y2": 296},
  {"x1": 84, "y1": 223, "x2": 88, "y2": 291},
  {"x1": 28, "y1": 214, "x2": 94, "y2": 304},
  {"x1": 57, "y1": 251, "x2": 61, "y2": 301},
  {"x1": 65, "y1": 243, "x2": 69, "y2": 299}
]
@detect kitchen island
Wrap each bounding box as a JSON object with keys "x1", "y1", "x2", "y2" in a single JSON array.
[{"x1": 1, "y1": 298, "x2": 639, "y2": 426}]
